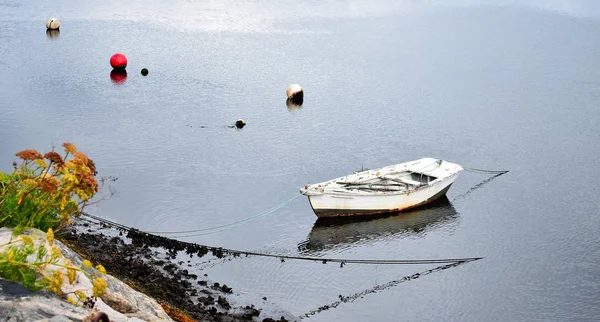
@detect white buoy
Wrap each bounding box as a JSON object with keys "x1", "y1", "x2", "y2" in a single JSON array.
[
  {"x1": 286, "y1": 84, "x2": 304, "y2": 105},
  {"x1": 46, "y1": 18, "x2": 60, "y2": 30},
  {"x1": 286, "y1": 84, "x2": 303, "y2": 99}
]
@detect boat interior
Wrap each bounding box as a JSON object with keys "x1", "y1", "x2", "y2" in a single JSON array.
[{"x1": 334, "y1": 171, "x2": 439, "y2": 192}]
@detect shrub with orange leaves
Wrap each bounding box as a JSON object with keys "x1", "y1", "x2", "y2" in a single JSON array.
[{"x1": 0, "y1": 143, "x2": 101, "y2": 232}]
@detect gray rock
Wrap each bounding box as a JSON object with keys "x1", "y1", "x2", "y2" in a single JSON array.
[
  {"x1": 0, "y1": 228, "x2": 173, "y2": 322},
  {"x1": 101, "y1": 274, "x2": 172, "y2": 321},
  {"x1": 55, "y1": 237, "x2": 171, "y2": 320},
  {"x1": 0, "y1": 278, "x2": 89, "y2": 321}
]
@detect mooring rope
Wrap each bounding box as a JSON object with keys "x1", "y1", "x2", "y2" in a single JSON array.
[
  {"x1": 451, "y1": 168, "x2": 509, "y2": 202},
  {"x1": 77, "y1": 213, "x2": 482, "y2": 265},
  {"x1": 463, "y1": 167, "x2": 509, "y2": 175},
  {"x1": 300, "y1": 260, "x2": 473, "y2": 319},
  {"x1": 144, "y1": 194, "x2": 302, "y2": 235},
  {"x1": 131, "y1": 161, "x2": 506, "y2": 237},
  {"x1": 197, "y1": 248, "x2": 482, "y2": 265},
  {"x1": 81, "y1": 212, "x2": 131, "y2": 231},
  {"x1": 77, "y1": 163, "x2": 507, "y2": 265},
  {"x1": 82, "y1": 165, "x2": 507, "y2": 238}
]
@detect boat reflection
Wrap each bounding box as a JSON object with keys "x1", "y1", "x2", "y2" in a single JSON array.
[{"x1": 298, "y1": 196, "x2": 459, "y2": 254}]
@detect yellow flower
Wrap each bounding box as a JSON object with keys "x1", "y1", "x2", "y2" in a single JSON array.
[
  {"x1": 59, "y1": 195, "x2": 67, "y2": 210},
  {"x1": 63, "y1": 259, "x2": 77, "y2": 284},
  {"x1": 75, "y1": 290, "x2": 87, "y2": 301},
  {"x1": 62, "y1": 173, "x2": 77, "y2": 185},
  {"x1": 49, "y1": 270, "x2": 64, "y2": 294},
  {"x1": 51, "y1": 246, "x2": 62, "y2": 260},
  {"x1": 46, "y1": 228, "x2": 54, "y2": 246},
  {"x1": 34, "y1": 158, "x2": 49, "y2": 169},
  {"x1": 74, "y1": 188, "x2": 90, "y2": 201},
  {"x1": 7, "y1": 250, "x2": 14, "y2": 261},
  {"x1": 67, "y1": 297, "x2": 77, "y2": 305},
  {"x1": 21, "y1": 178, "x2": 38, "y2": 189},
  {"x1": 95, "y1": 264, "x2": 106, "y2": 275},
  {"x1": 92, "y1": 277, "x2": 107, "y2": 297},
  {"x1": 67, "y1": 268, "x2": 76, "y2": 284},
  {"x1": 20, "y1": 235, "x2": 34, "y2": 247},
  {"x1": 82, "y1": 260, "x2": 92, "y2": 269}
]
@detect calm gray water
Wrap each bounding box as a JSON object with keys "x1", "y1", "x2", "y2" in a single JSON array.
[{"x1": 1, "y1": 1, "x2": 600, "y2": 321}]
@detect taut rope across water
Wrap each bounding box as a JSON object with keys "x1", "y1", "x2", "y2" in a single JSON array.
[{"x1": 77, "y1": 215, "x2": 484, "y2": 266}]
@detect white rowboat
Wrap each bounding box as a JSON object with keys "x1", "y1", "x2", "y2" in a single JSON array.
[{"x1": 300, "y1": 158, "x2": 463, "y2": 218}]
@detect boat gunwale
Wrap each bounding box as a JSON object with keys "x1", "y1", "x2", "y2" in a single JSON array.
[{"x1": 311, "y1": 169, "x2": 462, "y2": 197}]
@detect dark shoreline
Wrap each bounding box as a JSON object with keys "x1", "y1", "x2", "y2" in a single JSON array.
[{"x1": 59, "y1": 224, "x2": 290, "y2": 322}]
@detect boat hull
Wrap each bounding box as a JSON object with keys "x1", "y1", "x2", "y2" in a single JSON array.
[{"x1": 307, "y1": 173, "x2": 459, "y2": 218}]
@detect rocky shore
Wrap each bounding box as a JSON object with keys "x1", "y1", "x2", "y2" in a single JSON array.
[
  {"x1": 0, "y1": 223, "x2": 295, "y2": 322},
  {"x1": 0, "y1": 227, "x2": 172, "y2": 321},
  {"x1": 59, "y1": 221, "x2": 294, "y2": 322}
]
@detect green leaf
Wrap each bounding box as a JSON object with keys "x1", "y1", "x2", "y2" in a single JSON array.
[{"x1": 36, "y1": 245, "x2": 47, "y2": 261}]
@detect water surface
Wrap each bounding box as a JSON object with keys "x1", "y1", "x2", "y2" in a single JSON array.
[{"x1": 1, "y1": 1, "x2": 599, "y2": 321}]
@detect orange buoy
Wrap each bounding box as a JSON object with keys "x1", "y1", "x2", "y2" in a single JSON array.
[{"x1": 110, "y1": 53, "x2": 127, "y2": 69}]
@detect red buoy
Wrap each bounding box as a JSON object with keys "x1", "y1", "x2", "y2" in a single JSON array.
[{"x1": 110, "y1": 53, "x2": 127, "y2": 69}]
